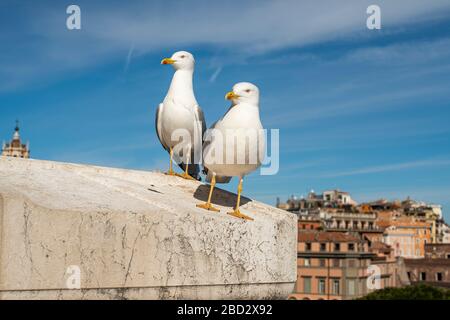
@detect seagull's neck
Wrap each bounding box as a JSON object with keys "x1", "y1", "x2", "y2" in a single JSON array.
[
  {"x1": 167, "y1": 69, "x2": 196, "y2": 103},
  {"x1": 238, "y1": 102, "x2": 260, "y2": 115}
]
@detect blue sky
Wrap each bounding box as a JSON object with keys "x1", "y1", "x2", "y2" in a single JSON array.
[{"x1": 1, "y1": 0, "x2": 450, "y2": 220}]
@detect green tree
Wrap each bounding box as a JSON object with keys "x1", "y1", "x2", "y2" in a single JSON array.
[{"x1": 358, "y1": 284, "x2": 450, "y2": 300}]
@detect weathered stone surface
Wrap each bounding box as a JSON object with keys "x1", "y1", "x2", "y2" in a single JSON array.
[{"x1": 0, "y1": 157, "x2": 297, "y2": 300}]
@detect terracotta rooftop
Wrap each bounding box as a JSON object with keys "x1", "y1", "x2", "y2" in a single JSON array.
[
  {"x1": 376, "y1": 219, "x2": 431, "y2": 229},
  {"x1": 376, "y1": 220, "x2": 392, "y2": 228},
  {"x1": 370, "y1": 241, "x2": 392, "y2": 253}
]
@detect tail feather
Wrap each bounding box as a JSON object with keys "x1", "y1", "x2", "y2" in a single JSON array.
[
  {"x1": 203, "y1": 167, "x2": 232, "y2": 184},
  {"x1": 178, "y1": 162, "x2": 202, "y2": 181}
]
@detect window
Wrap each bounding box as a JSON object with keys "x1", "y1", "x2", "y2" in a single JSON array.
[
  {"x1": 320, "y1": 243, "x2": 326, "y2": 252},
  {"x1": 407, "y1": 272, "x2": 411, "y2": 280},
  {"x1": 419, "y1": 272, "x2": 427, "y2": 281},
  {"x1": 305, "y1": 243, "x2": 311, "y2": 251},
  {"x1": 332, "y1": 279, "x2": 340, "y2": 295},
  {"x1": 334, "y1": 243, "x2": 340, "y2": 252},
  {"x1": 436, "y1": 272, "x2": 443, "y2": 281},
  {"x1": 304, "y1": 258, "x2": 310, "y2": 267},
  {"x1": 318, "y1": 278, "x2": 326, "y2": 294},
  {"x1": 347, "y1": 279, "x2": 356, "y2": 295},
  {"x1": 333, "y1": 259, "x2": 340, "y2": 267},
  {"x1": 348, "y1": 243, "x2": 355, "y2": 251},
  {"x1": 303, "y1": 277, "x2": 311, "y2": 293},
  {"x1": 319, "y1": 259, "x2": 326, "y2": 267},
  {"x1": 348, "y1": 259, "x2": 357, "y2": 268},
  {"x1": 361, "y1": 278, "x2": 367, "y2": 295}
]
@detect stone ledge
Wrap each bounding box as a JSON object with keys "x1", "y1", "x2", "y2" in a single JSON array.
[{"x1": 0, "y1": 157, "x2": 297, "y2": 300}]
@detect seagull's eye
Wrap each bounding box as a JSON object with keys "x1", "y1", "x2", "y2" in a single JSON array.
[
  {"x1": 245, "y1": 89, "x2": 251, "y2": 93},
  {"x1": 180, "y1": 55, "x2": 186, "y2": 59}
]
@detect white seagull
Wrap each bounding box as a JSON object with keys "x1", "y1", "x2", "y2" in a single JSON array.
[
  {"x1": 197, "y1": 82, "x2": 266, "y2": 221},
  {"x1": 156, "y1": 51, "x2": 206, "y2": 180}
]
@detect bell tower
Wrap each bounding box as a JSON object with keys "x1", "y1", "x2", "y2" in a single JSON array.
[{"x1": 1, "y1": 121, "x2": 30, "y2": 158}]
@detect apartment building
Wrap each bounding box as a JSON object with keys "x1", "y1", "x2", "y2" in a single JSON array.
[
  {"x1": 405, "y1": 244, "x2": 450, "y2": 288},
  {"x1": 381, "y1": 219, "x2": 432, "y2": 258},
  {"x1": 290, "y1": 231, "x2": 374, "y2": 300}
]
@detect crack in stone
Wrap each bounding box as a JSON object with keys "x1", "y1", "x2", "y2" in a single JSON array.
[{"x1": 123, "y1": 231, "x2": 140, "y2": 287}]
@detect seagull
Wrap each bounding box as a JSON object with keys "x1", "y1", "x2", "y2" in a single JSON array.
[
  {"x1": 197, "y1": 82, "x2": 266, "y2": 221},
  {"x1": 156, "y1": 51, "x2": 206, "y2": 180}
]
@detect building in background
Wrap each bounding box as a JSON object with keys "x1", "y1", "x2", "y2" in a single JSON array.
[
  {"x1": 277, "y1": 191, "x2": 448, "y2": 246},
  {"x1": 405, "y1": 244, "x2": 450, "y2": 288},
  {"x1": 279, "y1": 189, "x2": 449, "y2": 298},
  {"x1": 402, "y1": 199, "x2": 444, "y2": 243},
  {"x1": 381, "y1": 219, "x2": 431, "y2": 259},
  {"x1": 277, "y1": 189, "x2": 356, "y2": 214},
  {"x1": 323, "y1": 210, "x2": 381, "y2": 235},
  {"x1": 323, "y1": 190, "x2": 357, "y2": 206},
  {"x1": 442, "y1": 224, "x2": 450, "y2": 243},
  {"x1": 1, "y1": 121, "x2": 30, "y2": 159},
  {"x1": 289, "y1": 229, "x2": 410, "y2": 300},
  {"x1": 298, "y1": 215, "x2": 322, "y2": 231},
  {"x1": 291, "y1": 231, "x2": 373, "y2": 300},
  {"x1": 367, "y1": 198, "x2": 446, "y2": 244},
  {"x1": 366, "y1": 238, "x2": 410, "y2": 290}
]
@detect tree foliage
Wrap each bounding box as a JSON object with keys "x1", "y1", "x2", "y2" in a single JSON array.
[{"x1": 358, "y1": 284, "x2": 450, "y2": 300}]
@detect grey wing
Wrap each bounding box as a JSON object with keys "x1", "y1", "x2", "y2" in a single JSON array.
[
  {"x1": 201, "y1": 119, "x2": 218, "y2": 155},
  {"x1": 192, "y1": 104, "x2": 207, "y2": 161},
  {"x1": 202, "y1": 117, "x2": 232, "y2": 184},
  {"x1": 201, "y1": 112, "x2": 221, "y2": 161},
  {"x1": 155, "y1": 103, "x2": 169, "y2": 152},
  {"x1": 193, "y1": 104, "x2": 207, "y2": 141}
]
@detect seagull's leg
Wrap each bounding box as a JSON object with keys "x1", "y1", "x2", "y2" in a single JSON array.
[
  {"x1": 166, "y1": 147, "x2": 176, "y2": 176},
  {"x1": 178, "y1": 146, "x2": 196, "y2": 180},
  {"x1": 228, "y1": 178, "x2": 253, "y2": 221},
  {"x1": 196, "y1": 174, "x2": 220, "y2": 212}
]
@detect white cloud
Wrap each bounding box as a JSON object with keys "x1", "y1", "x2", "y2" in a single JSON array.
[
  {"x1": 2, "y1": 0, "x2": 450, "y2": 90},
  {"x1": 345, "y1": 37, "x2": 450, "y2": 65},
  {"x1": 321, "y1": 159, "x2": 450, "y2": 178}
]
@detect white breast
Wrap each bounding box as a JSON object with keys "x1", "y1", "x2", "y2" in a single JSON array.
[
  {"x1": 203, "y1": 103, "x2": 266, "y2": 177},
  {"x1": 160, "y1": 98, "x2": 197, "y2": 148}
]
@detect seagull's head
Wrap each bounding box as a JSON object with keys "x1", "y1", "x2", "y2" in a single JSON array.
[
  {"x1": 161, "y1": 51, "x2": 195, "y2": 71},
  {"x1": 225, "y1": 82, "x2": 259, "y2": 106}
]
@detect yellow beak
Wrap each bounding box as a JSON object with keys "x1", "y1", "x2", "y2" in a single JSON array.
[
  {"x1": 161, "y1": 58, "x2": 176, "y2": 65},
  {"x1": 225, "y1": 91, "x2": 239, "y2": 100}
]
